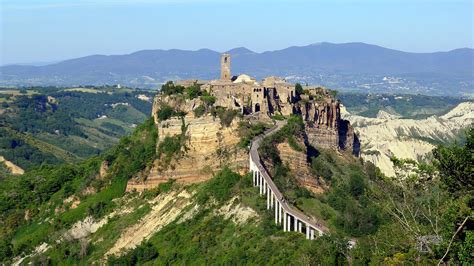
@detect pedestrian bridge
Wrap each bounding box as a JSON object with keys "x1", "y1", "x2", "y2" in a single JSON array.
[{"x1": 249, "y1": 121, "x2": 327, "y2": 240}]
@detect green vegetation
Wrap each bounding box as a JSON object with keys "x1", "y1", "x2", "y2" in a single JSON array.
[
  {"x1": 0, "y1": 118, "x2": 157, "y2": 258},
  {"x1": 433, "y1": 127, "x2": 473, "y2": 195},
  {"x1": 156, "y1": 118, "x2": 188, "y2": 169},
  {"x1": 200, "y1": 95, "x2": 216, "y2": 106},
  {"x1": 0, "y1": 82, "x2": 472, "y2": 264},
  {"x1": 256, "y1": 116, "x2": 473, "y2": 264},
  {"x1": 0, "y1": 86, "x2": 154, "y2": 170},
  {"x1": 160, "y1": 81, "x2": 185, "y2": 96},
  {"x1": 196, "y1": 167, "x2": 241, "y2": 204},
  {"x1": 109, "y1": 169, "x2": 349, "y2": 265},
  {"x1": 193, "y1": 105, "x2": 206, "y2": 117},
  {"x1": 211, "y1": 106, "x2": 239, "y2": 127},
  {"x1": 0, "y1": 128, "x2": 64, "y2": 169},
  {"x1": 272, "y1": 113, "x2": 286, "y2": 121},
  {"x1": 338, "y1": 92, "x2": 465, "y2": 118},
  {"x1": 155, "y1": 104, "x2": 175, "y2": 121},
  {"x1": 237, "y1": 121, "x2": 270, "y2": 149},
  {"x1": 259, "y1": 115, "x2": 305, "y2": 160},
  {"x1": 295, "y1": 83, "x2": 304, "y2": 95}
]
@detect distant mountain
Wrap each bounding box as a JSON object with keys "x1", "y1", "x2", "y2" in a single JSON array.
[{"x1": 1, "y1": 42, "x2": 473, "y2": 95}]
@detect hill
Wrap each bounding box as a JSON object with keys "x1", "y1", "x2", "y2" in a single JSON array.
[
  {"x1": 0, "y1": 109, "x2": 471, "y2": 265},
  {"x1": 1, "y1": 43, "x2": 473, "y2": 96},
  {"x1": 342, "y1": 101, "x2": 474, "y2": 176},
  {"x1": 0, "y1": 86, "x2": 155, "y2": 174}
]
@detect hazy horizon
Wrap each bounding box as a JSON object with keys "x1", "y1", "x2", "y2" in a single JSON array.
[
  {"x1": 2, "y1": 41, "x2": 473, "y2": 67},
  {"x1": 1, "y1": 0, "x2": 473, "y2": 65}
]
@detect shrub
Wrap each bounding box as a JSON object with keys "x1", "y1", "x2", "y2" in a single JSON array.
[
  {"x1": 87, "y1": 201, "x2": 112, "y2": 219},
  {"x1": 272, "y1": 114, "x2": 286, "y2": 121},
  {"x1": 185, "y1": 84, "x2": 202, "y2": 99},
  {"x1": 193, "y1": 105, "x2": 206, "y2": 117},
  {"x1": 201, "y1": 95, "x2": 216, "y2": 106},
  {"x1": 197, "y1": 167, "x2": 241, "y2": 204},
  {"x1": 287, "y1": 136, "x2": 304, "y2": 152},
  {"x1": 237, "y1": 122, "x2": 269, "y2": 149},
  {"x1": 295, "y1": 83, "x2": 304, "y2": 95},
  {"x1": 161, "y1": 81, "x2": 184, "y2": 96},
  {"x1": 349, "y1": 173, "x2": 365, "y2": 197},
  {"x1": 156, "y1": 105, "x2": 175, "y2": 122},
  {"x1": 213, "y1": 107, "x2": 238, "y2": 127},
  {"x1": 311, "y1": 156, "x2": 333, "y2": 181}
]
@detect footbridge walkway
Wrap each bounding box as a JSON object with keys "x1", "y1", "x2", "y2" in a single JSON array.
[{"x1": 249, "y1": 121, "x2": 328, "y2": 239}]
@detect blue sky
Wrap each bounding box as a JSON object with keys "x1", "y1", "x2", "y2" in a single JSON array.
[{"x1": 1, "y1": 0, "x2": 473, "y2": 65}]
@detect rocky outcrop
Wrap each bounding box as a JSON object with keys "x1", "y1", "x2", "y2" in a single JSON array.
[
  {"x1": 127, "y1": 95, "x2": 248, "y2": 192},
  {"x1": 0, "y1": 155, "x2": 24, "y2": 175},
  {"x1": 301, "y1": 98, "x2": 360, "y2": 155},
  {"x1": 343, "y1": 101, "x2": 474, "y2": 177},
  {"x1": 276, "y1": 141, "x2": 326, "y2": 194},
  {"x1": 98, "y1": 160, "x2": 109, "y2": 179}
]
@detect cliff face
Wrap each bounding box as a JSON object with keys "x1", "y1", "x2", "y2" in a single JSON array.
[
  {"x1": 127, "y1": 96, "x2": 247, "y2": 192},
  {"x1": 299, "y1": 95, "x2": 360, "y2": 155},
  {"x1": 342, "y1": 101, "x2": 474, "y2": 177},
  {"x1": 275, "y1": 141, "x2": 326, "y2": 194}
]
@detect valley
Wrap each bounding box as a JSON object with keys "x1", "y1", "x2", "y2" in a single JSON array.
[
  {"x1": 342, "y1": 101, "x2": 473, "y2": 176},
  {"x1": 0, "y1": 86, "x2": 155, "y2": 174},
  {"x1": 0, "y1": 55, "x2": 472, "y2": 265}
]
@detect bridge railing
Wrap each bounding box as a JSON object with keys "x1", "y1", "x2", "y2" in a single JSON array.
[{"x1": 249, "y1": 122, "x2": 327, "y2": 239}]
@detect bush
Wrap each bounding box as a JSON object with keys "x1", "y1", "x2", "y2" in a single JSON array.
[
  {"x1": 201, "y1": 95, "x2": 216, "y2": 106},
  {"x1": 311, "y1": 156, "x2": 333, "y2": 181},
  {"x1": 237, "y1": 122, "x2": 269, "y2": 149},
  {"x1": 272, "y1": 114, "x2": 286, "y2": 121},
  {"x1": 295, "y1": 83, "x2": 304, "y2": 95},
  {"x1": 87, "y1": 201, "x2": 112, "y2": 219},
  {"x1": 197, "y1": 167, "x2": 241, "y2": 204},
  {"x1": 156, "y1": 105, "x2": 175, "y2": 122},
  {"x1": 193, "y1": 105, "x2": 206, "y2": 117},
  {"x1": 161, "y1": 81, "x2": 184, "y2": 96},
  {"x1": 213, "y1": 108, "x2": 238, "y2": 127},
  {"x1": 349, "y1": 173, "x2": 365, "y2": 197},
  {"x1": 185, "y1": 84, "x2": 202, "y2": 99}
]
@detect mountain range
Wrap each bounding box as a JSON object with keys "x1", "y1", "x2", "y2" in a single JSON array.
[{"x1": 1, "y1": 42, "x2": 473, "y2": 95}]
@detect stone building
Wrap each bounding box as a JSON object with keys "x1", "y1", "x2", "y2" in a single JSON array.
[{"x1": 200, "y1": 54, "x2": 296, "y2": 116}]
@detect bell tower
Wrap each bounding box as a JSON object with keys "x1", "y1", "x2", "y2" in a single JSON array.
[{"x1": 220, "y1": 53, "x2": 231, "y2": 80}]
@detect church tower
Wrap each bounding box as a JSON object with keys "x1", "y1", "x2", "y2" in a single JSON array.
[{"x1": 220, "y1": 53, "x2": 231, "y2": 80}]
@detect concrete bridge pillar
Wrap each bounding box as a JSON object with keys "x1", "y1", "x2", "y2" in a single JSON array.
[
  {"x1": 274, "y1": 201, "x2": 278, "y2": 224},
  {"x1": 283, "y1": 212, "x2": 287, "y2": 232},
  {"x1": 270, "y1": 191, "x2": 274, "y2": 208},
  {"x1": 266, "y1": 187, "x2": 270, "y2": 209},
  {"x1": 294, "y1": 217, "x2": 298, "y2": 232},
  {"x1": 298, "y1": 221, "x2": 302, "y2": 233},
  {"x1": 279, "y1": 204, "x2": 282, "y2": 224},
  {"x1": 287, "y1": 215, "x2": 292, "y2": 232},
  {"x1": 310, "y1": 229, "x2": 315, "y2": 240},
  {"x1": 306, "y1": 224, "x2": 310, "y2": 239}
]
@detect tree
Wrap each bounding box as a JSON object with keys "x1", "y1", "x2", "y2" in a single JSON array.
[
  {"x1": 433, "y1": 127, "x2": 473, "y2": 195},
  {"x1": 295, "y1": 83, "x2": 304, "y2": 95}
]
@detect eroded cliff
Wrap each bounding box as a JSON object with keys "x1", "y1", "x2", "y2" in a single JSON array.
[{"x1": 127, "y1": 95, "x2": 247, "y2": 191}]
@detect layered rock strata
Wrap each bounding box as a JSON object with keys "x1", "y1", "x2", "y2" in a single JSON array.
[{"x1": 127, "y1": 96, "x2": 247, "y2": 192}]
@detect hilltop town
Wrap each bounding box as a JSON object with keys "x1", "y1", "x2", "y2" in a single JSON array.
[{"x1": 127, "y1": 54, "x2": 359, "y2": 192}]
